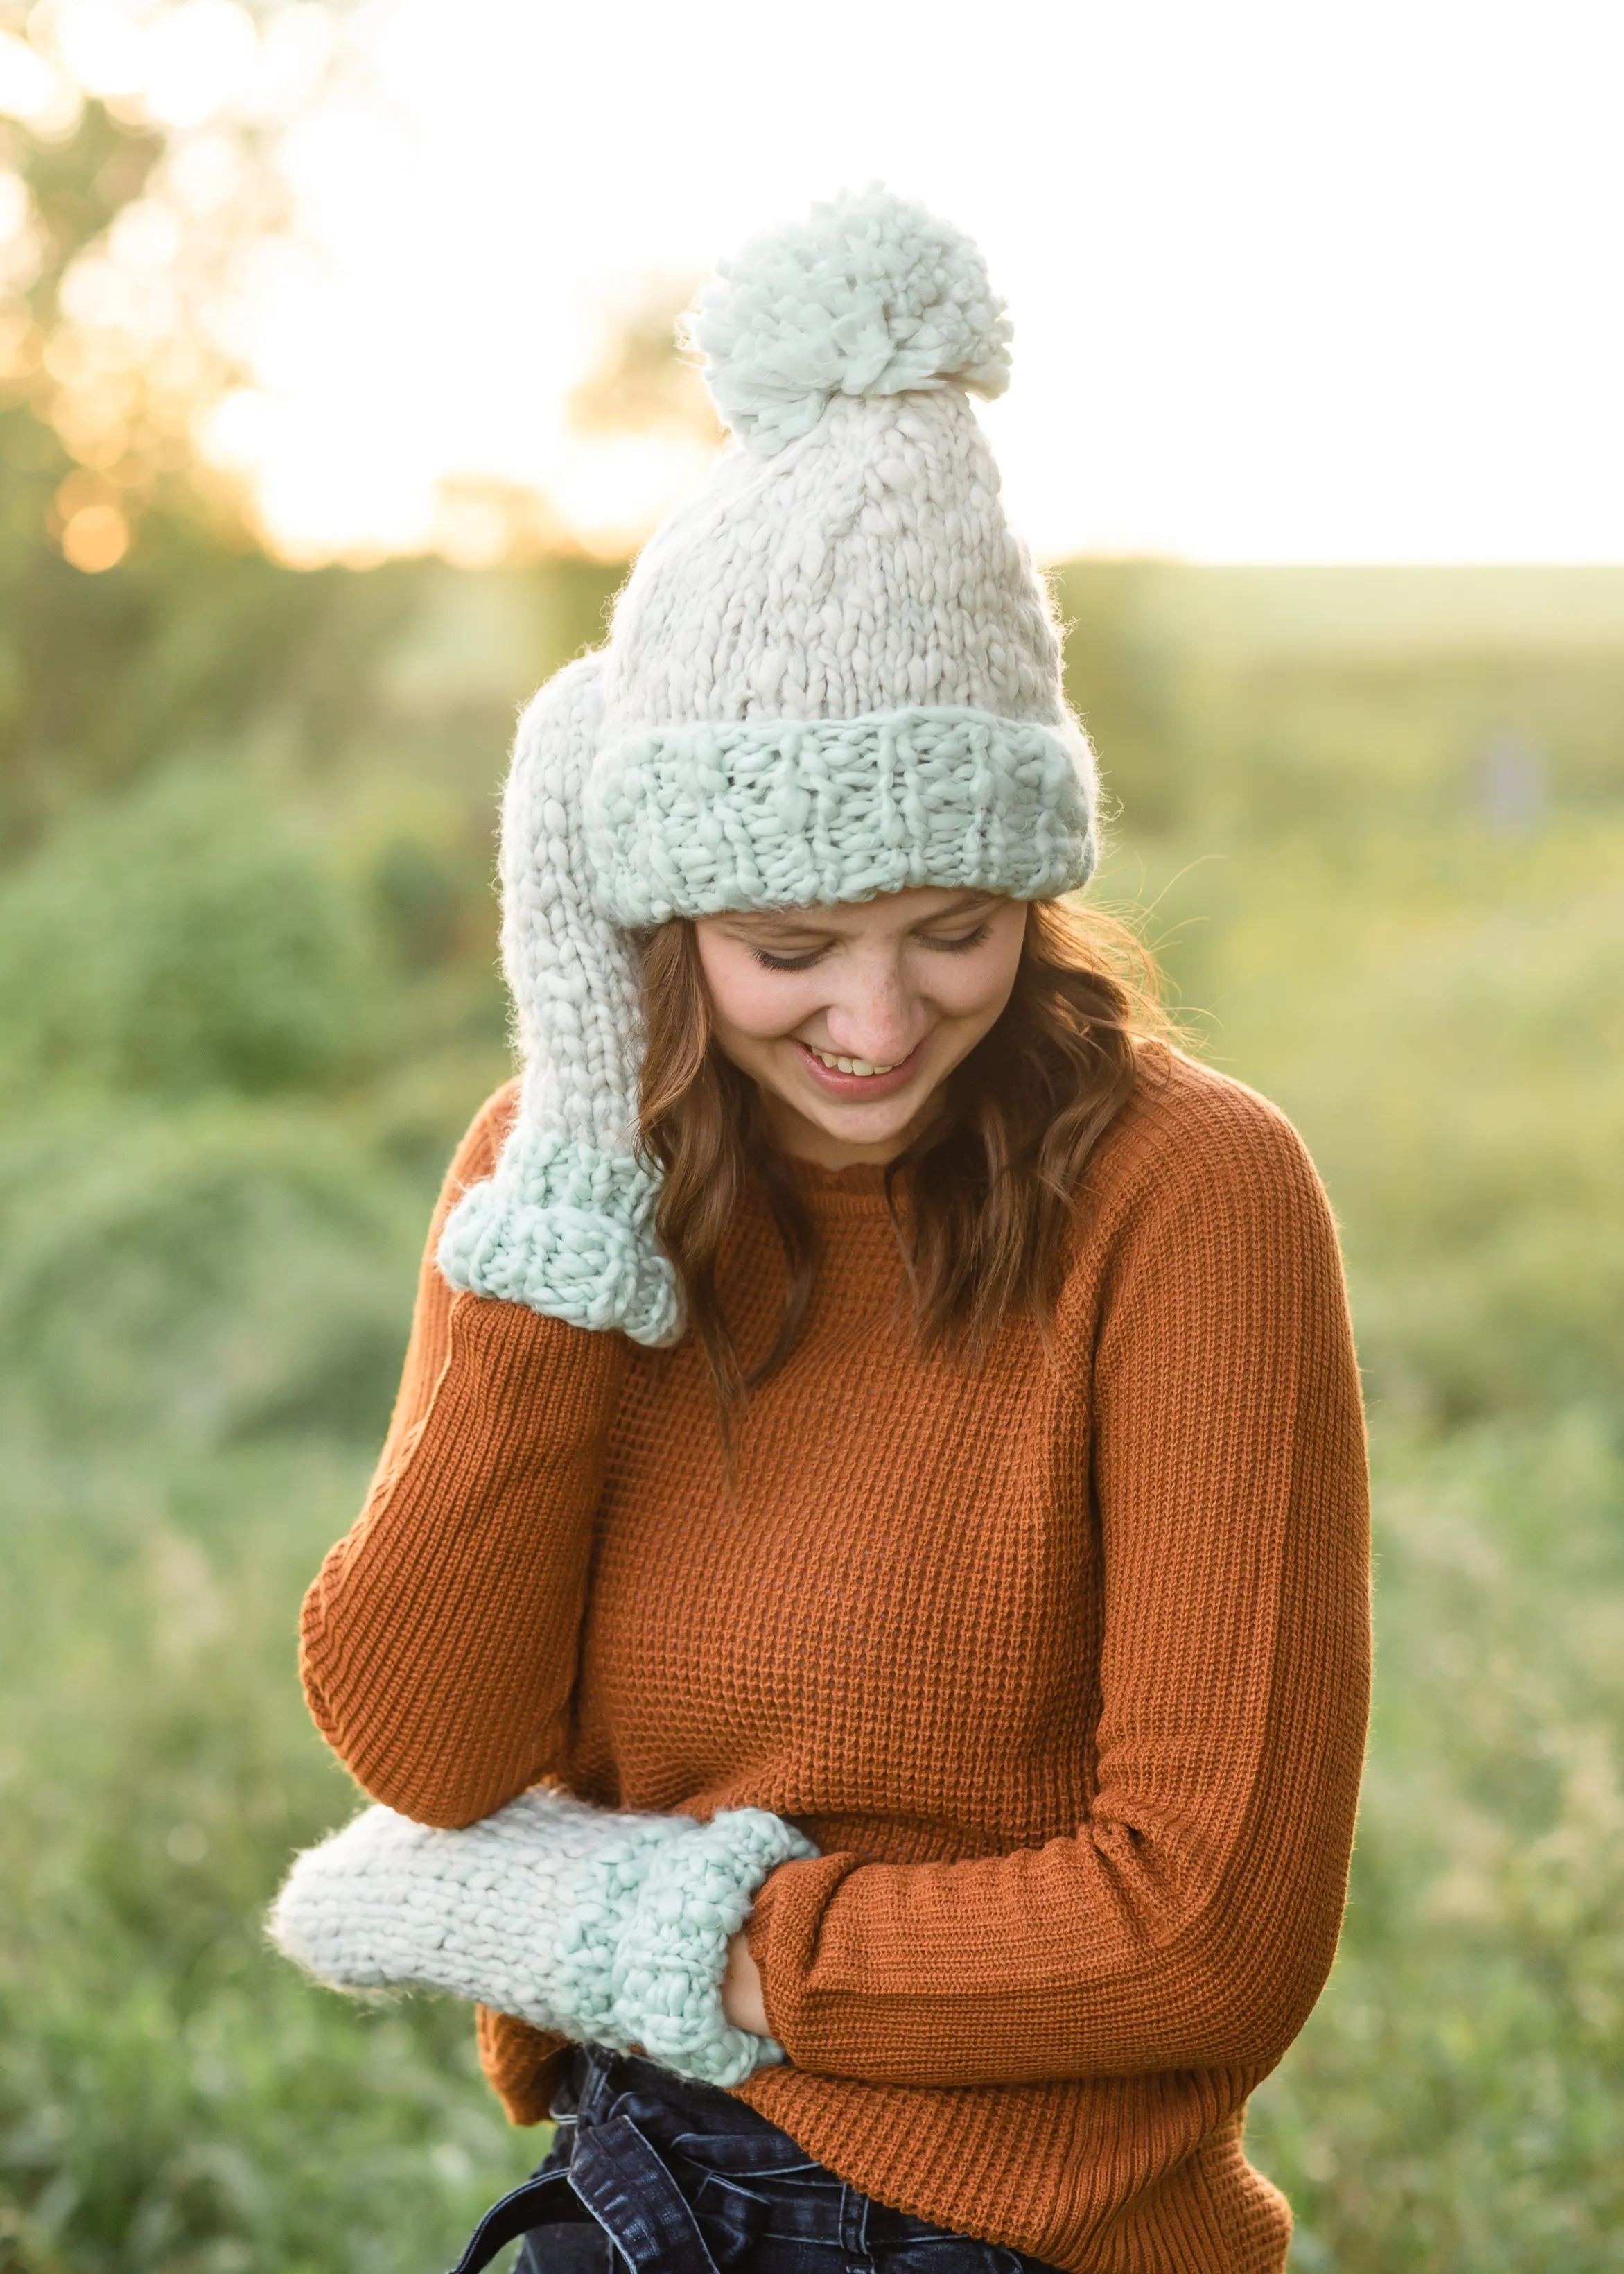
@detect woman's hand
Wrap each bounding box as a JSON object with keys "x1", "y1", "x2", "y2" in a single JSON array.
[{"x1": 720, "y1": 1924, "x2": 769, "y2": 2036}]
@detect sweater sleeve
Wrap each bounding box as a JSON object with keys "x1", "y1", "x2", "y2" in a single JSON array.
[
  {"x1": 299, "y1": 1082, "x2": 633, "y2": 1828},
  {"x1": 746, "y1": 1084, "x2": 1372, "y2": 2087}
]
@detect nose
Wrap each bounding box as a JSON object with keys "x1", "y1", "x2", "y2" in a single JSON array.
[{"x1": 817, "y1": 964, "x2": 920, "y2": 1066}]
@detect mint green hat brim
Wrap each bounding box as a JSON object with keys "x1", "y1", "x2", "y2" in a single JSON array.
[{"x1": 584, "y1": 704, "x2": 1097, "y2": 926}]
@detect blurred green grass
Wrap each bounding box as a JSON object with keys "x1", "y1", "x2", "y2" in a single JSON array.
[{"x1": 1, "y1": 555, "x2": 1621, "y2": 2273}]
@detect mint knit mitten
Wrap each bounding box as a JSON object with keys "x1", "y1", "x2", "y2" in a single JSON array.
[
  {"x1": 435, "y1": 655, "x2": 679, "y2": 1346},
  {"x1": 270, "y1": 1787, "x2": 815, "y2": 2088}
]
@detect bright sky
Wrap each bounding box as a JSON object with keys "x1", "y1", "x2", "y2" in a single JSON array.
[{"x1": 28, "y1": 0, "x2": 1624, "y2": 562}]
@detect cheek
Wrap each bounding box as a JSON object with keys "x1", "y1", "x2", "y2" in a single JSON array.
[
  {"x1": 693, "y1": 932, "x2": 816, "y2": 1039},
  {"x1": 922, "y1": 912, "x2": 1027, "y2": 1020}
]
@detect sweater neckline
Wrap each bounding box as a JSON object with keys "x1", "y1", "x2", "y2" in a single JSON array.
[{"x1": 784, "y1": 1154, "x2": 893, "y2": 1209}]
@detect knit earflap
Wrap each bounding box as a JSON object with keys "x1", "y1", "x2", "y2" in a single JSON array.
[
  {"x1": 437, "y1": 655, "x2": 679, "y2": 1345},
  {"x1": 689, "y1": 185, "x2": 1014, "y2": 457}
]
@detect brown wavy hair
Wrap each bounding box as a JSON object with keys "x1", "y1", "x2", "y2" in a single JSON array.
[{"x1": 637, "y1": 900, "x2": 1167, "y2": 1416}]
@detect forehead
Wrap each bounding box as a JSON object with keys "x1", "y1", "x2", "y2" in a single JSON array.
[{"x1": 721, "y1": 887, "x2": 1002, "y2": 937}]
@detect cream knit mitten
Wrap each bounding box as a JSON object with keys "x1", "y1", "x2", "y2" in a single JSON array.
[
  {"x1": 435, "y1": 654, "x2": 679, "y2": 1346},
  {"x1": 270, "y1": 1786, "x2": 816, "y2": 2089}
]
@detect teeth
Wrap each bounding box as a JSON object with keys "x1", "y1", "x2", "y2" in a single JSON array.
[{"x1": 811, "y1": 1048, "x2": 897, "y2": 1077}]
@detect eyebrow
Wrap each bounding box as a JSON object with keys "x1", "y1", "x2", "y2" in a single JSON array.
[
  {"x1": 918, "y1": 892, "x2": 999, "y2": 921},
  {"x1": 726, "y1": 892, "x2": 997, "y2": 938}
]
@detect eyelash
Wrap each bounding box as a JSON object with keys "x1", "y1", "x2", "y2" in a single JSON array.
[{"x1": 749, "y1": 921, "x2": 993, "y2": 973}]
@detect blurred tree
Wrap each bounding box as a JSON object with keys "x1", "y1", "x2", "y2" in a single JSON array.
[
  {"x1": 0, "y1": 97, "x2": 161, "y2": 537},
  {"x1": 0, "y1": 762, "x2": 372, "y2": 1097},
  {"x1": 0, "y1": 1, "x2": 414, "y2": 851}
]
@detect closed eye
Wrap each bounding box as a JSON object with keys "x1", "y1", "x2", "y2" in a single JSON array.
[
  {"x1": 749, "y1": 944, "x2": 830, "y2": 972},
  {"x1": 749, "y1": 919, "x2": 994, "y2": 970},
  {"x1": 918, "y1": 920, "x2": 993, "y2": 954}
]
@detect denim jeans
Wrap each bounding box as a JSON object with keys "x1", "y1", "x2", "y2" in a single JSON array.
[{"x1": 447, "y1": 2048, "x2": 1062, "y2": 2274}]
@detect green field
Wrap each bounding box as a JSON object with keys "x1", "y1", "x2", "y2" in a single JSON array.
[{"x1": 2, "y1": 552, "x2": 1621, "y2": 2274}]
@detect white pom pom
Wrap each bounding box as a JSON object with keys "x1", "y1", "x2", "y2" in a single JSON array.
[{"x1": 689, "y1": 186, "x2": 1013, "y2": 457}]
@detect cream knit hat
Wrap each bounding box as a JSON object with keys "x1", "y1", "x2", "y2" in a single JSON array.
[{"x1": 438, "y1": 188, "x2": 1098, "y2": 1344}]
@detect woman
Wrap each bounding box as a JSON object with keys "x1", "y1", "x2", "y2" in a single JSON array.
[{"x1": 272, "y1": 191, "x2": 1370, "y2": 2274}]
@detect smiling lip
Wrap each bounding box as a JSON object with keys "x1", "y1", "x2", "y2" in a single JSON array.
[{"x1": 793, "y1": 1038, "x2": 923, "y2": 1102}]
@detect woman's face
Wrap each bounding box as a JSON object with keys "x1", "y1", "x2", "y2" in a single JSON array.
[{"x1": 693, "y1": 888, "x2": 1027, "y2": 1168}]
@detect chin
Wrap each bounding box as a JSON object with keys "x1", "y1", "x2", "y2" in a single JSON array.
[
  {"x1": 803, "y1": 1091, "x2": 923, "y2": 1140},
  {"x1": 812, "y1": 1110, "x2": 913, "y2": 1144}
]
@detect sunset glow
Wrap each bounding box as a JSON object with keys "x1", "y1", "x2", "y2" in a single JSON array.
[{"x1": 15, "y1": 0, "x2": 1624, "y2": 564}]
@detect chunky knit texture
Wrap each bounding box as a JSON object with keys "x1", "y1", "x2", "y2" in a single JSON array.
[
  {"x1": 587, "y1": 375, "x2": 1094, "y2": 928},
  {"x1": 689, "y1": 185, "x2": 1013, "y2": 455},
  {"x1": 300, "y1": 1050, "x2": 1371, "y2": 2274},
  {"x1": 587, "y1": 699, "x2": 1092, "y2": 926},
  {"x1": 440, "y1": 192, "x2": 1096, "y2": 1326},
  {"x1": 437, "y1": 655, "x2": 679, "y2": 1345},
  {"x1": 270, "y1": 1785, "x2": 814, "y2": 2088}
]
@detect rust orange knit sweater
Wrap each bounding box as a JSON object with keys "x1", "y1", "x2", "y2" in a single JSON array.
[{"x1": 300, "y1": 1048, "x2": 1370, "y2": 2274}]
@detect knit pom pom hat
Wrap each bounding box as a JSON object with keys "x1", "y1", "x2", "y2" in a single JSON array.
[
  {"x1": 439, "y1": 188, "x2": 1098, "y2": 1342},
  {"x1": 587, "y1": 187, "x2": 1094, "y2": 921}
]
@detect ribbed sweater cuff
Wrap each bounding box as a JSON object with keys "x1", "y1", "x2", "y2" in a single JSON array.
[{"x1": 746, "y1": 1852, "x2": 862, "y2": 2069}]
